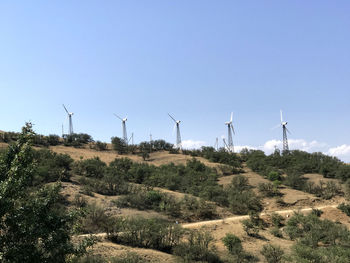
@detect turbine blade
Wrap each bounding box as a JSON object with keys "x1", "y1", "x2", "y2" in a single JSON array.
[
  {"x1": 168, "y1": 113, "x2": 177, "y2": 123},
  {"x1": 286, "y1": 127, "x2": 291, "y2": 134},
  {"x1": 173, "y1": 123, "x2": 176, "y2": 134},
  {"x1": 113, "y1": 113, "x2": 123, "y2": 121},
  {"x1": 271, "y1": 124, "x2": 281, "y2": 130},
  {"x1": 231, "y1": 125, "x2": 235, "y2": 135},
  {"x1": 63, "y1": 104, "x2": 69, "y2": 114},
  {"x1": 280, "y1": 110, "x2": 283, "y2": 123}
]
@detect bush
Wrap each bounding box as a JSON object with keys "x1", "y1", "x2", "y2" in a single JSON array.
[
  {"x1": 73, "y1": 194, "x2": 87, "y2": 208},
  {"x1": 226, "y1": 176, "x2": 262, "y2": 214},
  {"x1": 242, "y1": 218, "x2": 260, "y2": 237},
  {"x1": 108, "y1": 217, "x2": 183, "y2": 253},
  {"x1": 47, "y1": 134, "x2": 61, "y2": 146},
  {"x1": 222, "y1": 233, "x2": 242, "y2": 255},
  {"x1": 64, "y1": 133, "x2": 93, "y2": 147},
  {"x1": 267, "y1": 171, "x2": 282, "y2": 182},
  {"x1": 258, "y1": 182, "x2": 281, "y2": 197},
  {"x1": 93, "y1": 141, "x2": 108, "y2": 151},
  {"x1": 270, "y1": 213, "x2": 284, "y2": 228},
  {"x1": 261, "y1": 244, "x2": 284, "y2": 263},
  {"x1": 173, "y1": 230, "x2": 220, "y2": 263},
  {"x1": 111, "y1": 137, "x2": 127, "y2": 154},
  {"x1": 304, "y1": 180, "x2": 342, "y2": 199},
  {"x1": 81, "y1": 203, "x2": 114, "y2": 233},
  {"x1": 338, "y1": 203, "x2": 350, "y2": 216},
  {"x1": 270, "y1": 227, "x2": 283, "y2": 238},
  {"x1": 32, "y1": 148, "x2": 73, "y2": 184},
  {"x1": 74, "y1": 157, "x2": 107, "y2": 178},
  {"x1": 116, "y1": 188, "x2": 218, "y2": 221}
]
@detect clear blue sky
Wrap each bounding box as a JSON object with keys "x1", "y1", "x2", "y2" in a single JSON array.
[{"x1": 0, "y1": 1, "x2": 349, "y2": 160}]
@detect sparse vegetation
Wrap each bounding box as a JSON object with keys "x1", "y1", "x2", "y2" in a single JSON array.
[
  {"x1": 285, "y1": 212, "x2": 350, "y2": 262},
  {"x1": 116, "y1": 187, "x2": 218, "y2": 221},
  {"x1": 261, "y1": 244, "x2": 284, "y2": 263},
  {"x1": 243, "y1": 149, "x2": 348, "y2": 198}
]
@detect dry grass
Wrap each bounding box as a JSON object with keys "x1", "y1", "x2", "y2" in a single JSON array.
[{"x1": 87, "y1": 241, "x2": 177, "y2": 262}]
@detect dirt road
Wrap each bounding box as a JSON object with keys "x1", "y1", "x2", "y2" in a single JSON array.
[
  {"x1": 182, "y1": 204, "x2": 339, "y2": 228},
  {"x1": 78, "y1": 204, "x2": 340, "y2": 238}
]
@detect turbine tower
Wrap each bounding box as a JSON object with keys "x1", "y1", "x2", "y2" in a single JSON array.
[
  {"x1": 280, "y1": 110, "x2": 290, "y2": 152},
  {"x1": 114, "y1": 114, "x2": 128, "y2": 144},
  {"x1": 225, "y1": 112, "x2": 235, "y2": 152},
  {"x1": 128, "y1": 132, "x2": 134, "y2": 145},
  {"x1": 62, "y1": 104, "x2": 74, "y2": 135},
  {"x1": 168, "y1": 113, "x2": 182, "y2": 149},
  {"x1": 214, "y1": 137, "x2": 219, "y2": 151}
]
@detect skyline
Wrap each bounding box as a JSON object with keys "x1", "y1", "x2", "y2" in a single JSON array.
[{"x1": 0, "y1": 1, "x2": 349, "y2": 161}]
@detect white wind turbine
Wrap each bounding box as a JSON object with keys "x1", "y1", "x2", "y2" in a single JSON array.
[
  {"x1": 114, "y1": 114, "x2": 128, "y2": 144},
  {"x1": 168, "y1": 113, "x2": 182, "y2": 149},
  {"x1": 62, "y1": 104, "x2": 74, "y2": 135}
]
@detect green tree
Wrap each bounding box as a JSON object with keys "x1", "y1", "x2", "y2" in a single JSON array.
[
  {"x1": 111, "y1": 137, "x2": 127, "y2": 154},
  {"x1": 0, "y1": 123, "x2": 93, "y2": 263}
]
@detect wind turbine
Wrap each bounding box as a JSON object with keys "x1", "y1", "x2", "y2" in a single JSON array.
[
  {"x1": 225, "y1": 112, "x2": 235, "y2": 152},
  {"x1": 279, "y1": 110, "x2": 290, "y2": 152},
  {"x1": 114, "y1": 114, "x2": 128, "y2": 144},
  {"x1": 62, "y1": 104, "x2": 74, "y2": 135},
  {"x1": 214, "y1": 137, "x2": 219, "y2": 151},
  {"x1": 168, "y1": 113, "x2": 182, "y2": 149},
  {"x1": 128, "y1": 132, "x2": 134, "y2": 145}
]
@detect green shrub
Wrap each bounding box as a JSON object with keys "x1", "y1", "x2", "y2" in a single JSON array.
[
  {"x1": 222, "y1": 233, "x2": 242, "y2": 255},
  {"x1": 47, "y1": 134, "x2": 61, "y2": 146},
  {"x1": 261, "y1": 244, "x2": 284, "y2": 263},
  {"x1": 270, "y1": 227, "x2": 283, "y2": 238},
  {"x1": 108, "y1": 217, "x2": 183, "y2": 253},
  {"x1": 338, "y1": 203, "x2": 350, "y2": 216},
  {"x1": 64, "y1": 133, "x2": 93, "y2": 147},
  {"x1": 311, "y1": 208, "x2": 323, "y2": 217},
  {"x1": 93, "y1": 141, "x2": 108, "y2": 151},
  {"x1": 32, "y1": 148, "x2": 73, "y2": 184},
  {"x1": 270, "y1": 213, "x2": 284, "y2": 228},
  {"x1": 81, "y1": 203, "x2": 114, "y2": 233},
  {"x1": 111, "y1": 137, "x2": 127, "y2": 154},
  {"x1": 304, "y1": 180, "x2": 342, "y2": 199},
  {"x1": 242, "y1": 218, "x2": 260, "y2": 237},
  {"x1": 258, "y1": 182, "x2": 281, "y2": 197},
  {"x1": 226, "y1": 176, "x2": 262, "y2": 214},
  {"x1": 74, "y1": 157, "x2": 107, "y2": 178},
  {"x1": 73, "y1": 194, "x2": 87, "y2": 208},
  {"x1": 267, "y1": 171, "x2": 281, "y2": 182},
  {"x1": 173, "y1": 229, "x2": 220, "y2": 263}
]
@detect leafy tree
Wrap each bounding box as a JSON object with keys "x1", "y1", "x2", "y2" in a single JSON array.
[
  {"x1": 0, "y1": 123, "x2": 93, "y2": 263},
  {"x1": 111, "y1": 137, "x2": 127, "y2": 154}
]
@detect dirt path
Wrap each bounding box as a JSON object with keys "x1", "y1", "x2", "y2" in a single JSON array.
[
  {"x1": 182, "y1": 204, "x2": 339, "y2": 228},
  {"x1": 78, "y1": 204, "x2": 340, "y2": 238}
]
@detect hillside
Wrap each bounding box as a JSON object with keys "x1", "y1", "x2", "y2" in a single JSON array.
[{"x1": 1, "y1": 139, "x2": 350, "y2": 262}]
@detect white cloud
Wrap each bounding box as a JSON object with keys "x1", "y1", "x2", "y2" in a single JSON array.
[
  {"x1": 261, "y1": 139, "x2": 327, "y2": 153},
  {"x1": 181, "y1": 140, "x2": 206, "y2": 149},
  {"x1": 234, "y1": 145, "x2": 257, "y2": 152},
  {"x1": 327, "y1": 145, "x2": 350, "y2": 162},
  {"x1": 262, "y1": 139, "x2": 282, "y2": 152}
]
